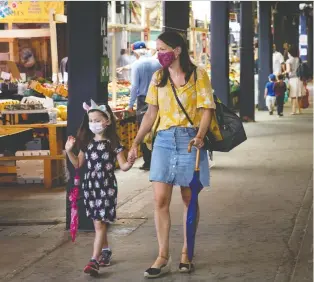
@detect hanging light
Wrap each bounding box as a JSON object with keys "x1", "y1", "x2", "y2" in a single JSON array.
[
  {"x1": 272, "y1": 2, "x2": 279, "y2": 14},
  {"x1": 292, "y1": 16, "x2": 296, "y2": 26}
]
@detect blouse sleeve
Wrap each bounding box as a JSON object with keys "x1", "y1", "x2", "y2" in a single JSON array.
[
  {"x1": 195, "y1": 68, "x2": 216, "y2": 110},
  {"x1": 114, "y1": 143, "x2": 124, "y2": 155},
  {"x1": 145, "y1": 70, "x2": 160, "y2": 106}
]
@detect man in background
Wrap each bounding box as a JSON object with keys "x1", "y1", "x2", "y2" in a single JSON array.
[
  {"x1": 272, "y1": 44, "x2": 284, "y2": 76},
  {"x1": 126, "y1": 41, "x2": 161, "y2": 171}
]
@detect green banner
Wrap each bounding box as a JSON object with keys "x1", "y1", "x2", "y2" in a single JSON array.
[{"x1": 100, "y1": 56, "x2": 109, "y2": 82}]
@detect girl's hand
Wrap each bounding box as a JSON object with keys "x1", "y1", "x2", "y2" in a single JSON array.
[
  {"x1": 65, "y1": 136, "x2": 76, "y2": 152},
  {"x1": 192, "y1": 136, "x2": 204, "y2": 149},
  {"x1": 125, "y1": 158, "x2": 135, "y2": 170},
  {"x1": 127, "y1": 144, "x2": 138, "y2": 163}
]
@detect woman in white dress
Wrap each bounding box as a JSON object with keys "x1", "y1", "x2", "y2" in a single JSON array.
[{"x1": 285, "y1": 46, "x2": 305, "y2": 115}]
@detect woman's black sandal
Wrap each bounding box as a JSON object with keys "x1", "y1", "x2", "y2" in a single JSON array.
[
  {"x1": 179, "y1": 252, "x2": 195, "y2": 273},
  {"x1": 144, "y1": 255, "x2": 172, "y2": 278}
]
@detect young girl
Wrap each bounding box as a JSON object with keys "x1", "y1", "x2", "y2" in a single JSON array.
[
  {"x1": 274, "y1": 74, "x2": 287, "y2": 117},
  {"x1": 65, "y1": 99, "x2": 134, "y2": 276}
]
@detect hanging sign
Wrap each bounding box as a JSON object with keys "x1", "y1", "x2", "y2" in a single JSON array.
[{"x1": 0, "y1": 1, "x2": 64, "y2": 23}]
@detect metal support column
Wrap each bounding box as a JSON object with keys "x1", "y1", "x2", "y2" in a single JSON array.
[
  {"x1": 211, "y1": 1, "x2": 230, "y2": 106},
  {"x1": 240, "y1": 2, "x2": 255, "y2": 121},
  {"x1": 273, "y1": 12, "x2": 284, "y2": 53},
  {"x1": 163, "y1": 1, "x2": 190, "y2": 38},
  {"x1": 287, "y1": 14, "x2": 300, "y2": 50},
  {"x1": 67, "y1": 2, "x2": 109, "y2": 231},
  {"x1": 258, "y1": 1, "x2": 272, "y2": 111},
  {"x1": 307, "y1": 14, "x2": 313, "y2": 71}
]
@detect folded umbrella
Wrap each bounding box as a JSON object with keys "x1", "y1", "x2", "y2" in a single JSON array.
[
  {"x1": 186, "y1": 140, "x2": 204, "y2": 262},
  {"x1": 69, "y1": 169, "x2": 80, "y2": 242}
]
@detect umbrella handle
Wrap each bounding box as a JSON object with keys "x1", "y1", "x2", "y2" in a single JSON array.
[{"x1": 188, "y1": 140, "x2": 200, "y2": 171}]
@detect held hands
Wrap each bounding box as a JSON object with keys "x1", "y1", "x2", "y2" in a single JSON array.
[
  {"x1": 65, "y1": 136, "x2": 76, "y2": 152},
  {"x1": 126, "y1": 156, "x2": 135, "y2": 170},
  {"x1": 127, "y1": 143, "x2": 138, "y2": 164}
]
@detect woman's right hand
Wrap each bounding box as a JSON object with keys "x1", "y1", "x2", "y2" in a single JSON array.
[
  {"x1": 65, "y1": 136, "x2": 76, "y2": 152},
  {"x1": 127, "y1": 143, "x2": 138, "y2": 163}
]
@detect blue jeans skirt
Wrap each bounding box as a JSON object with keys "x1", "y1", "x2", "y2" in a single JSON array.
[{"x1": 150, "y1": 127, "x2": 210, "y2": 187}]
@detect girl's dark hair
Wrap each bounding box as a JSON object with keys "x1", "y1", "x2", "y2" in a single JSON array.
[
  {"x1": 75, "y1": 106, "x2": 120, "y2": 152},
  {"x1": 289, "y1": 45, "x2": 299, "y2": 58},
  {"x1": 157, "y1": 31, "x2": 196, "y2": 87}
]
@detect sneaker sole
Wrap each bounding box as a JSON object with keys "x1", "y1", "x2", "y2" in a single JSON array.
[
  {"x1": 99, "y1": 262, "x2": 111, "y2": 267},
  {"x1": 84, "y1": 266, "x2": 99, "y2": 277}
]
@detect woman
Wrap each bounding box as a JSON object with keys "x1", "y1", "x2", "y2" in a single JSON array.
[
  {"x1": 286, "y1": 46, "x2": 305, "y2": 115},
  {"x1": 128, "y1": 31, "x2": 215, "y2": 278}
]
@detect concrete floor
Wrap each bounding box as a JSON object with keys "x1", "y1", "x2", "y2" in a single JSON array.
[{"x1": 0, "y1": 96, "x2": 312, "y2": 282}]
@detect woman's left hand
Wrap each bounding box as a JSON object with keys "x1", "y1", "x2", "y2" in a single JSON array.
[{"x1": 192, "y1": 136, "x2": 204, "y2": 149}]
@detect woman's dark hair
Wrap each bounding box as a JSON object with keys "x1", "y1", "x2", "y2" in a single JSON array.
[
  {"x1": 120, "y1": 49, "x2": 126, "y2": 56},
  {"x1": 289, "y1": 45, "x2": 299, "y2": 58},
  {"x1": 157, "y1": 31, "x2": 196, "y2": 87},
  {"x1": 75, "y1": 106, "x2": 120, "y2": 152},
  {"x1": 278, "y1": 74, "x2": 284, "y2": 80}
]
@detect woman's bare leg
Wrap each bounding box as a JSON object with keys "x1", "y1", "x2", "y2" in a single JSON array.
[
  {"x1": 151, "y1": 182, "x2": 173, "y2": 267},
  {"x1": 180, "y1": 186, "x2": 200, "y2": 263},
  {"x1": 291, "y1": 98, "x2": 296, "y2": 114},
  {"x1": 297, "y1": 97, "x2": 302, "y2": 114}
]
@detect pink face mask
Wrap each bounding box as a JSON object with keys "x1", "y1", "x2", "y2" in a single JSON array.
[{"x1": 157, "y1": 51, "x2": 176, "y2": 69}]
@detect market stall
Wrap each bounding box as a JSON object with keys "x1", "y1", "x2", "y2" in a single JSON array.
[{"x1": 0, "y1": 1, "x2": 161, "y2": 187}]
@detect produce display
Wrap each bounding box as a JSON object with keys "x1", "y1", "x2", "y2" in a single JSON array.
[
  {"x1": 55, "y1": 105, "x2": 67, "y2": 121},
  {"x1": 0, "y1": 100, "x2": 20, "y2": 111},
  {"x1": 28, "y1": 80, "x2": 68, "y2": 98},
  {"x1": 108, "y1": 80, "x2": 131, "y2": 97},
  {"x1": 4, "y1": 102, "x2": 44, "y2": 111}
]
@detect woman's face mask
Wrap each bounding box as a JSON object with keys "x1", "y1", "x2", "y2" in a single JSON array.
[
  {"x1": 157, "y1": 51, "x2": 176, "y2": 68},
  {"x1": 89, "y1": 122, "x2": 105, "y2": 134}
]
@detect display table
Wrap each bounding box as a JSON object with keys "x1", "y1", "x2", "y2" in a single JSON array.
[
  {"x1": 0, "y1": 116, "x2": 141, "y2": 188},
  {"x1": 0, "y1": 122, "x2": 66, "y2": 189}
]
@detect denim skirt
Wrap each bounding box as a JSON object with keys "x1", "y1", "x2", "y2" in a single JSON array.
[{"x1": 150, "y1": 127, "x2": 210, "y2": 187}]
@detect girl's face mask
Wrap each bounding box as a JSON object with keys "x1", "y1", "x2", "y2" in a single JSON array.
[
  {"x1": 157, "y1": 51, "x2": 176, "y2": 68},
  {"x1": 89, "y1": 122, "x2": 105, "y2": 134}
]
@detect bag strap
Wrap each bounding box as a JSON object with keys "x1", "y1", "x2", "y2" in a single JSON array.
[{"x1": 168, "y1": 68, "x2": 197, "y2": 126}]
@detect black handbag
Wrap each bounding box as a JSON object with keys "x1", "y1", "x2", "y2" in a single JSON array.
[{"x1": 169, "y1": 71, "x2": 247, "y2": 152}]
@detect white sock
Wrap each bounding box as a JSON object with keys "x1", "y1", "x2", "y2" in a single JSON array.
[{"x1": 102, "y1": 247, "x2": 111, "y2": 252}]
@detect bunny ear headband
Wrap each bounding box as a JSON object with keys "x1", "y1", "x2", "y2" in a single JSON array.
[{"x1": 83, "y1": 99, "x2": 111, "y2": 124}]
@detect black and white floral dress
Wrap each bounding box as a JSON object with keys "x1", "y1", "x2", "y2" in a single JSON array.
[{"x1": 82, "y1": 139, "x2": 123, "y2": 223}]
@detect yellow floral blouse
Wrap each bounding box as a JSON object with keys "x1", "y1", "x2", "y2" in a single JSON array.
[{"x1": 145, "y1": 67, "x2": 216, "y2": 132}]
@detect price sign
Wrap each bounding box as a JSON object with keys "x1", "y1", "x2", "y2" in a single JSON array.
[{"x1": 1, "y1": 71, "x2": 11, "y2": 80}]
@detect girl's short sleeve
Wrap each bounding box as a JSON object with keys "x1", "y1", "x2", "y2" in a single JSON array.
[
  {"x1": 195, "y1": 68, "x2": 216, "y2": 110},
  {"x1": 145, "y1": 71, "x2": 160, "y2": 106},
  {"x1": 114, "y1": 143, "x2": 124, "y2": 155}
]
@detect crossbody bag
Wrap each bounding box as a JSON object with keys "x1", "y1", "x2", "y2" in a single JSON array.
[{"x1": 168, "y1": 68, "x2": 214, "y2": 151}]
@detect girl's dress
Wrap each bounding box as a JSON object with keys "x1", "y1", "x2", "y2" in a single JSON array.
[{"x1": 82, "y1": 139, "x2": 123, "y2": 223}]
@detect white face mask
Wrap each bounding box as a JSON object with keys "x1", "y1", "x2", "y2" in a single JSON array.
[{"x1": 89, "y1": 122, "x2": 105, "y2": 134}]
